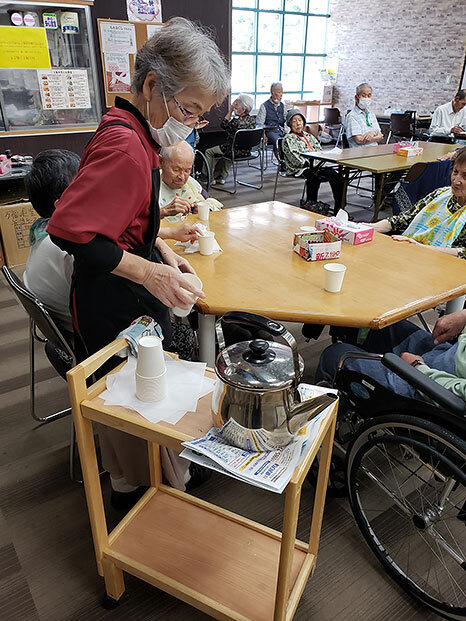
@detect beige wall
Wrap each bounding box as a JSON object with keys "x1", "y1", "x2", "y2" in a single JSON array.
[{"x1": 327, "y1": 0, "x2": 466, "y2": 116}]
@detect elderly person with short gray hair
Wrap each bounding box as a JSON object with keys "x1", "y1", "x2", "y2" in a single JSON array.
[
  {"x1": 202, "y1": 93, "x2": 255, "y2": 185},
  {"x1": 48, "y1": 17, "x2": 229, "y2": 506},
  {"x1": 256, "y1": 82, "x2": 286, "y2": 152},
  {"x1": 345, "y1": 82, "x2": 383, "y2": 148}
]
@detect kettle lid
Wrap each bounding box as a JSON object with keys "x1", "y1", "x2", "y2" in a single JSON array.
[{"x1": 215, "y1": 339, "x2": 303, "y2": 391}]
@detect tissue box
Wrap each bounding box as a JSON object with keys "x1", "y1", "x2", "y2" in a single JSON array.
[
  {"x1": 293, "y1": 230, "x2": 341, "y2": 261},
  {"x1": 315, "y1": 209, "x2": 374, "y2": 245},
  {"x1": 397, "y1": 146, "x2": 423, "y2": 157},
  {"x1": 392, "y1": 141, "x2": 411, "y2": 153}
]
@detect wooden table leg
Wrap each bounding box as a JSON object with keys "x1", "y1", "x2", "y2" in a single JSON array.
[
  {"x1": 308, "y1": 416, "x2": 336, "y2": 560},
  {"x1": 372, "y1": 172, "x2": 386, "y2": 222},
  {"x1": 273, "y1": 483, "x2": 302, "y2": 621},
  {"x1": 102, "y1": 557, "x2": 125, "y2": 601}
]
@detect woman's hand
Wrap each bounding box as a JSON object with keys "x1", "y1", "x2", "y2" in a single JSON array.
[
  {"x1": 169, "y1": 223, "x2": 201, "y2": 243},
  {"x1": 391, "y1": 235, "x2": 422, "y2": 245},
  {"x1": 361, "y1": 219, "x2": 391, "y2": 233},
  {"x1": 160, "y1": 196, "x2": 192, "y2": 218},
  {"x1": 401, "y1": 352, "x2": 424, "y2": 365},
  {"x1": 142, "y1": 262, "x2": 203, "y2": 308},
  {"x1": 156, "y1": 238, "x2": 196, "y2": 274}
]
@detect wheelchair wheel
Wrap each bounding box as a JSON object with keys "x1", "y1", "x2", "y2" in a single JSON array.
[{"x1": 346, "y1": 414, "x2": 466, "y2": 620}]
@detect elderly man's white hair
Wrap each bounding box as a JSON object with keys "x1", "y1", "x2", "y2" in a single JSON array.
[
  {"x1": 236, "y1": 93, "x2": 254, "y2": 114},
  {"x1": 355, "y1": 82, "x2": 372, "y2": 95},
  {"x1": 159, "y1": 140, "x2": 195, "y2": 162},
  {"x1": 271, "y1": 82, "x2": 283, "y2": 90}
]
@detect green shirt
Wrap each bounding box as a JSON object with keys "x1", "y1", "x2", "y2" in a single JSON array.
[{"x1": 388, "y1": 187, "x2": 466, "y2": 259}]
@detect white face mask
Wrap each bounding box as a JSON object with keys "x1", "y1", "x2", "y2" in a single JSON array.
[
  {"x1": 146, "y1": 91, "x2": 193, "y2": 147},
  {"x1": 358, "y1": 97, "x2": 372, "y2": 110}
]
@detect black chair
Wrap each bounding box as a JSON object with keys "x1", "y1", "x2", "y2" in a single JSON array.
[
  {"x1": 428, "y1": 135, "x2": 456, "y2": 144},
  {"x1": 385, "y1": 111, "x2": 416, "y2": 143},
  {"x1": 323, "y1": 107, "x2": 342, "y2": 141},
  {"x1": 2, "y1": 265, "x2": 79, "y2": 481},
  {"x1": 212, "y1": 127, "x2": 265, "y2": 194},
  {"x1": 193, "y1": 149, "x2": 211, "y2": 191},
  {"x1": 328, "y1": 350, "x2": 466, "y2": 618}
]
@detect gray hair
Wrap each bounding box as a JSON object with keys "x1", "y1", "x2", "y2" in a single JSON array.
[
  {"x1": 271, "y1": 82, "x2": 283, "y2": 91},
  {"x1": 159, "y1": 141, "x2": 195, "y2": 162},
  {"x1": 356, "y1": 82, "x2": 372, "y2": 95},
  {"x1": 236, "y1": 93, "x2": 254, "y2": 114},
  {"x1": 132, "y1": 17, "x2": 230, "y2": 104}
]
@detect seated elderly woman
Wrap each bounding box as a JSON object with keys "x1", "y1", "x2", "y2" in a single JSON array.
[
  {"x1": 365, "y1": 146, "x2": 466, "y2": 259},
  {"x1": 203, "y1": 93, "x2": 255, "y2": 185},
  {"x1": 282, "y1": 108, "x2": 344, "y2": 214}
]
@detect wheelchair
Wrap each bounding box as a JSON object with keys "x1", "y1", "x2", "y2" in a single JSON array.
[{"x1": 323, "y1": 350, "x2": 466, "y2": 620}]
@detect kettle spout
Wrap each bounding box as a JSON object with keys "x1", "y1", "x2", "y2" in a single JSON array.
[{"x1": 287, "y1": 392, "x2": 338, "y2": 435}]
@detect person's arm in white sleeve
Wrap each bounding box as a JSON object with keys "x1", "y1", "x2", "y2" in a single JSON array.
[
  {"x1": 256, "y1": 103, "x2": 266, "y2": 126},
  {"x1": 429, "y1": 107, "x2": 448, "y2": 136}
]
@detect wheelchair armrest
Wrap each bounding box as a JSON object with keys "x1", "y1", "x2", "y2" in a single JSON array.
[{"x1": 382, "y1": 353, "x2": 466, "y2": 416}]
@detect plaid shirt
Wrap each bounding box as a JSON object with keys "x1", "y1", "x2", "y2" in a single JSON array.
[{"x1": 388, "y1": 187, "x2": 466, "y2": 259}]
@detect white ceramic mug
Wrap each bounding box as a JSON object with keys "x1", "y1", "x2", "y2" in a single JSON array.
[
  {"x1": 197, "y1": 201, "x2": 210, "y2": 221},
  {"x1": 199, "y1": 231, "x2": 215, "y2": 256},
  {"x1": 324, "y1": 263, "x2": 346, "y2": 293},
  {"x1": 172, "y1": 273, "x2": 203, "y2": 317}
]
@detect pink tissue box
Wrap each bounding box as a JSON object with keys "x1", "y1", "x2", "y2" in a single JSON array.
[
  {"x1": 293, "y1": 230, "x2": 341, "y2": 261},
  {"x1": 315, "y1": 214, "x2": 374, "y2": 245},
  {"x1": 392, "y1": 141, "x2": 411, "y2": 153}
]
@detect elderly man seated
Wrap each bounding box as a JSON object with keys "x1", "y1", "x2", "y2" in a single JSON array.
[
  {"x1": 364, "y1": 146, "x2": 466, "y2": 259},
  {"x1": 159, "y1": 140, "x2": 222, "y2": 219},
  {"x1": 256, "y1": 82, "x2": 287, "y2": 152},
  {"x1": 317, "y1": 310, "x2": 466, "y2": 402},
  {"x1": 430, "y1": 89, "x2": 466, "y2": 143},
  {"x1": 202, "y1": 93, "x2": 255, "y2": 185},
  {"x1": 345, "y1": 82, "x2": 384, "y2": 148}
]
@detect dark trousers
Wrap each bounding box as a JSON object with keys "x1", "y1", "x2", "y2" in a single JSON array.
[
  {"x1": 266, "y1": 128, "x2": 284, "y2": 150},
  {"x1": 303, "y1": 166, "x2": 344, "y2": 214}
]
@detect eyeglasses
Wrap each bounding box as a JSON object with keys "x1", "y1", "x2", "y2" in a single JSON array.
[{"x1": 172, "y1": 97, "x2": 209, "y2": 129}]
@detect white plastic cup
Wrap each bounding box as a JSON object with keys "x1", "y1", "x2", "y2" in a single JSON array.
[
  {"x1": 199, "y1": 231, "x2": 215, "y2": 256},
  {"x1": 197, "y1": 201, "x2": 210, "y2": 221},
  {"x1": 135, "y1": 369, "x2": 167, "y2": 402},
  {"x1": 172, "y1": 273, "x2": 203, "y2": 317},
  {"x1": 324, "y1": 263, "x2": 346, "y2": 293},
  {"x1": 136, "y1": 335, "x2": 166, "y2": 377}
]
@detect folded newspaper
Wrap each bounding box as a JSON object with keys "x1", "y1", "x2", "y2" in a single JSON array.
[{"x1": 180, "y1": 384, "x2": 337, "y2": 494}]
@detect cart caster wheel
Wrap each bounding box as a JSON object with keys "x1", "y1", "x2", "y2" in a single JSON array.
[{"x1": 102, "y1": 594, "x2": 120, "y2": 610}]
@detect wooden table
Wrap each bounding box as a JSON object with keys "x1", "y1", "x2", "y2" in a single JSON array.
[
  {"x1": 337, "y1": 142, "x2": 457, "y2": 220},
  {"x1": 168, "y1": 203, "x2": 466, "y2": 365},
  {"x1": 68, "y1": 338, "x2": 338, "y2": 621}
]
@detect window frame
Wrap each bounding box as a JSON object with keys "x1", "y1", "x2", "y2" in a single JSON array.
[{"x1": 231, "y1": 0, "x2": 330, "y2": 106}]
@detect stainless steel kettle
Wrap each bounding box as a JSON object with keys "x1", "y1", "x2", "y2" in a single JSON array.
[{"x1": 211, "y1": 311, "x2": 337, "y2": 451}]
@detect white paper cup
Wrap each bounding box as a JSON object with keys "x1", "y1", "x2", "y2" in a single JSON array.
[
  {"x1": 197, "y1": 201, "x2": 210, "y2": 221},
  {"x1": 136, "y1": 369, "x2": 167, "y2": 402},
  {"x1": 172, "y1": 273, "x2": 203, "y2": 317},
  {"x1": 300, "y1": 226, "x2": 317, "y2": 233},
  {"x1": 324, "y1": 263, "x2": 346, "y2": 293},
  {"x1": 199, "y1": 231, "x2": 215, "y2": 256},
  {"x1": 136, "y1": 335, "x2": 166, "y2": 377}
]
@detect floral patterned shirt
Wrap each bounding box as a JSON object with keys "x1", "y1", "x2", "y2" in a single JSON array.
[
  {"x1": 282, "y1": 131, "x2": 321, "y2": 177},
  {"x1": 388, "y1": 187, "x2": 466, "y2": 259},
  {"x1": 220, "y1": 114, "x2": 256, "y2": 157}
]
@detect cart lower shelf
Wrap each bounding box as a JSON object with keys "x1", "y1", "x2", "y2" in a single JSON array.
[{"x1": 105, "y1": 486, "x2": 315, "y2": 621}]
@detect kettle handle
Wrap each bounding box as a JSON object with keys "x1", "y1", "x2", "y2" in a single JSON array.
[{"x1": 217, "y1": 312, "x2": 301, "y2": 386}]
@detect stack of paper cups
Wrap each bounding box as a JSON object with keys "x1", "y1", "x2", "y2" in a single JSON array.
[
  {"x1": 199, "y1": 231, "x2": 215, "y2": 255},
  {"x1": 135, "y1": 335, "x2": 167, "y2": 402}
]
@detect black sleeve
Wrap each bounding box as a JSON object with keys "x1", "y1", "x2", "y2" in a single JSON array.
[{"x1": 49, "y1": 233, "x2": 123, "y2": 273}]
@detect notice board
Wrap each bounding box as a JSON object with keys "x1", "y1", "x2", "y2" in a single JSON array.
[{"x1": 97, "y1": 18, "x2": 164, "y2": 108}]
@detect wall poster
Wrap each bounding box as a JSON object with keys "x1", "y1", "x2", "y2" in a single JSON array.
[
  {"x1": 127, "y1": 0, "x2": 162, "y2": 23},
  {"x1": 38, "y1": 69, "x2": 91, "y2": 110}
]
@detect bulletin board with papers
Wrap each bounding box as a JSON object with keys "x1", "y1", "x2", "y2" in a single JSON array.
[{"x1": 97, "y1": 18, "x2": 165, "y2": 108}]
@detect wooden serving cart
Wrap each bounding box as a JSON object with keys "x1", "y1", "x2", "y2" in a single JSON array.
[{"x1": 67, "y1": 338, "x2": 338, "y2": 621}]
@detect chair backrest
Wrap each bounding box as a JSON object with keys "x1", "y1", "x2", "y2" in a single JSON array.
[
  {"x1": 324, "y1": 107, "x2": 341, "y2": 125},
  {"x1": 392, "y1": 160, "x2": 453, "y2": 214},
  {"x1": 2, "y1": 266, "x2": 73, "y2": 362},
  {"x1": 276, "y1": 138, "x2": 285, "y2": 164},
  {"x1": 232, "y1": 128, "x2": 264, "y2": 152},
  {"x1": 390, "y1": 111, "x2": 415, "y2": 135}
]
